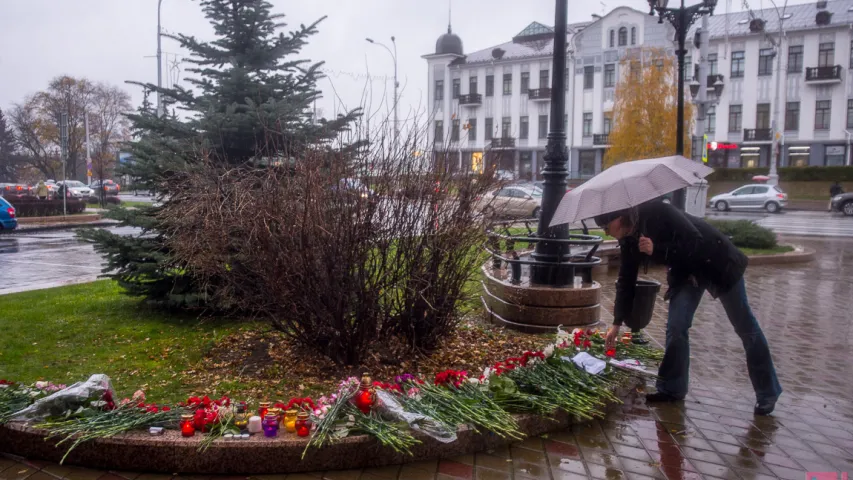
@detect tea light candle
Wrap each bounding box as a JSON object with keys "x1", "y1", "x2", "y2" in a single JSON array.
[{"x1": 247, "y1": 415, "x2": 263, "y2": 434}]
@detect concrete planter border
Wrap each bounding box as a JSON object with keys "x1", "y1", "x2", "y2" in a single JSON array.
[{"x1": 0, "y1": 379, "x2": 641, "y2": 474}]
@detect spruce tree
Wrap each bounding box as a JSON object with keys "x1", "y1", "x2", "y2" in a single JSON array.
[{"x1": 82, "y1": 0, "x2": 359, "y2": 307}]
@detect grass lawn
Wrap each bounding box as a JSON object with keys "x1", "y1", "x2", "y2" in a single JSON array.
[
  {"x1": 86, "y1": 201, "x2": 151, "y2": 209},
  {"x1": 740, "y1": 245, "x2": 795, "y2": 255},
  {"x1": 506, "y1": 226, "x2": 614, "y2": 241},
  {"x1": 0, "y1": 280, "x2": 246, "y2": 403}
]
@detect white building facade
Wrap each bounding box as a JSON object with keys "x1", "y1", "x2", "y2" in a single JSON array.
[{"x1": 424, "y1": 0, "x2": 853, "y2": 179}]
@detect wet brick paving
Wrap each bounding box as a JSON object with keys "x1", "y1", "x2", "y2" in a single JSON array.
[{"x1": 2, "y1": 236, "x2": 853, "y2": 479}]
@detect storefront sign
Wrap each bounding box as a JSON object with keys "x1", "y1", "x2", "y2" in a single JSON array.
[
  {"x1": 826, "y1": 146, "x2": 845, "y2": 156},
  {"x1": 708, "y1": 142, "x2": 738, "y2": 151}
]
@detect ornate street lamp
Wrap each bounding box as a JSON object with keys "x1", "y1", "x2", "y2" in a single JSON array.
[{"x1": 648, "y1": 0, "x2": 716, "y2": 209}]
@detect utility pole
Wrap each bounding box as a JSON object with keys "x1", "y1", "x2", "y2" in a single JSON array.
[
  {"x1": 85, "y1": 112, "x2": 92, "y2": 186},
  {"x1": 768, "y1": 18, "x2": 785, "y2": 186},
  {"x1": 156, "y1": 0, "x2": 164, "y2": 117},
  {"x1": 60, "y1": 113, "x2": 68, "y2": 216},
  {"x1": 694, "y1": 14, "x2": 710, "y2": 159}
]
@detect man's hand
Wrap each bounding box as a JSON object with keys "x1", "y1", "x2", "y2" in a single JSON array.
[
  {"x1": 639, "y1": 235, "x2": 654, "y2": 256},
  {"x1": 605, "y1": 325, "x2": 621, "y2": 350}
]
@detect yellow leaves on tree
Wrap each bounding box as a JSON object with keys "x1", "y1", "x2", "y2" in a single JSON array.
[{"x1": 605, "y1": 47, "x2": 694, "y2": 168}]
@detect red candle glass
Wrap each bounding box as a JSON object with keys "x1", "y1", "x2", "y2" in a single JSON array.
[
  {"x1": 353, "y1": 373, "x2": 376, "y2": 414},
  {"x1": 258, "y1": 401, "x2": 270, "y2": 418},
  {"x1": 295, "y1": 411, "x2": 311, "y2": 437},
  {"x1": 180, "y1": 414, "x2": 195, "y2": 437}
]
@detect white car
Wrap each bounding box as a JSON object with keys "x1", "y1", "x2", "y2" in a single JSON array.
[
  {"x1": 709, "y1": 184, "x2": 788, "y2": 213},
  {"x1": 57, "y1": 180, "x2": 95, "y2": 199},
  {"x1": 480, "y1": 185, "x2": 543, "y2": 219}
]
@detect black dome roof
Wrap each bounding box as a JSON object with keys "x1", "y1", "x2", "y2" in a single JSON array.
[{"x1": 435, "y1": 26, "x2": 463, "y2": 55}]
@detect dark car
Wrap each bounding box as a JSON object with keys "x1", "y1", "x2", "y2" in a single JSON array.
[
  {"x1": 90, "y1": 179, "x2": 121, "y2": 195},
  {"x1": 830, "y1": 192, "x2": 853, "y2": 216}
]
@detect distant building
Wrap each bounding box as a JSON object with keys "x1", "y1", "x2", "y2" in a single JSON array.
[{"x1": 424, "y1": 0, "x2": 853, "y2": 178}]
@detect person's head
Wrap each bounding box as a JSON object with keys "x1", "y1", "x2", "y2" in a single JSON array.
[{"x1": 593, "y1": 209, "x2": 636, "y2": 241}]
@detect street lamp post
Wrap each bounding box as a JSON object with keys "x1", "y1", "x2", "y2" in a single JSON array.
[
  {"x1": 530, "y1": 0, "x2": 570, "y2": 284},
  {"x1": 157, "y1": 0, "x2": 164, "y2": 118},
  {"x1": 366, "y1": 37, "x2": 399, "y2": 149},
  {"x1": 648, "y1": 0, "x2": 716, "y2": 210}
]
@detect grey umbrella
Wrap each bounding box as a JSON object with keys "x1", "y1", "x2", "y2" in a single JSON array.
[{"x1": 549, "y1": 155, "x2": 714, "y2": 227}]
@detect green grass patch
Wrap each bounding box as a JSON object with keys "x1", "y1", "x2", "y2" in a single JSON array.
[
  {"x1": 740, "y1": 245, "x2": 794, "y2": 256},
  {"x1": 0, "y1": 280, "x2": 245, "y2": 403},
  {"x1": 506, "y1": 227, "x2": 613, "y2": 241}
]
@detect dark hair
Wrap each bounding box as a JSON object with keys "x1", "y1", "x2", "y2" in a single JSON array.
[{"x1": 593, "y1": 209, "x2": 632, "y2": 229}]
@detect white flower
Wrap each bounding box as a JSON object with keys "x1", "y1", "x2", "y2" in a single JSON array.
[
  {"x1": 544, "y1": 345, "x2": 555, "y2": 358},
  {"x1": 34, "y1": 381, "x2": 48, "y2": 390},
  {"x1": 482, "y1": 367, "x2": 493, "y2": 379},
  {"x1": 468, "y1": 378, "x2": 480, "y2": 385},
  {"x1": 571, "y1": 328, "x2": 583, "y2": 336}
]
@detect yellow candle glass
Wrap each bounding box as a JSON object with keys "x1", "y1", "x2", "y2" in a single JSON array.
[{"x1": 284, "y1": 408, "x2": 298, "y2": 433}]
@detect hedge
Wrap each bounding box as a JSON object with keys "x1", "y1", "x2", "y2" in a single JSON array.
[
  {"x1": 5, "y1": 197, "x2": 86, "y2": 217},
  {"x1": 707, "y1": 219, "x2": 778, "y2": 250},
  {"x1": 707, "y1": 166, "x2": 853, "y2": 182}
]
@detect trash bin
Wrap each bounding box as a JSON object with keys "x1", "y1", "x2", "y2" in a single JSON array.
[{"x1": 620, "y1": 279, "x2": 661, "y2": 331}]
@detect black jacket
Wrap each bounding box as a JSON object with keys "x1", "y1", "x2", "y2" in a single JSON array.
[{"x1": 612, "y1": 201, "x2": 748, "y2": 326}]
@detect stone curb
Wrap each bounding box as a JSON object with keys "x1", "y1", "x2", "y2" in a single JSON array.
[
  {"x1": 0, "y1": 221, "x2": 118, "y2": 235},
  {"x1": 0, "y1": 378, "x2": 642, "y2": 475},
  {"x1": 745, "y1": 245, "x2": 816, "y2": 265}
]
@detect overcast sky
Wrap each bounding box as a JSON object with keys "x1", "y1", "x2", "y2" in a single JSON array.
[{"x1": 0, "y1": 0, "x2": 793, "y2": 124}]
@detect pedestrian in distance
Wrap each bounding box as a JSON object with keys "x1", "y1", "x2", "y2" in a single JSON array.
[
  {"x1": 829, "y1": 182, "x2": 844, "y2": 211},
  {"x1": 598, "y1": 200, "x2": 782, "y2": 415},
  {"x1": 36, "y1": 181, "x2": 49, "y2": 201}
]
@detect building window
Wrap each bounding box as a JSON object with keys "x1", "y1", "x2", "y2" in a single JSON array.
[
  {"x1": 850, "y1": 40, "x2": 853, "y2": 69},
  {"x1": 583, "y1": 113, "x2": 593, "y2": 137},
  {"x1": 469, "y1": 76, "x2": 478, "y2": 95},
  {"x1": 758, "y1": 48, "x2": 774, "y2": 76},
  {"x1": 629, "y1": 61, "x2": 641, "y2": 81},
  {"x1": 519, "y1": 116, "x2": 529, "y2": 139},
  {"x1": 485, "y1": 75, "x2": 494, "y2": 96},
  {"x1": 603, "y1": 114, "x2": 612, "y2": 134},
  {"x1": 539, "y1": 69, "x2": 549, "y2": 89},
  {"x1": 604, "y1": 64, "x2": 616, "y2": 88},
  {"x1": 579, "y1": 150, "x2": 596, "y2": 177},
  {"x1": 815, "y1": 100, "x2": 831, "y2": 130},
  {"x1": 818, "y1": 42, "x2": 835, "y2": 67},
  {"x1": 434, "y1": 120, "x2": 443, "y2": 142},
  {"x1": 467, "y1": 118, "x2": 476, "y2": 141},
  {"x1": 683, "y1": 55, "x2": 692, "y2": 80},
  {"x1": 785, "y1": 102, "x2": 799, "y2": 131},
  {"x1": 484, "y1": 117, "x2": 493, "y2": 140},
  {"x1": 501, "y1": 117, "x2": 511, "y2": 137},
  {"x1": 520, "y1": 72, "x2": 530, "y2": 94},
  {"x1": 706, "y1": 105, "x2": 716, "y2": 133},
  {"x1": 708, "y1": 53, "x2": 718, "y2": 75},
  {"x1": 451, "y1": 119, "x2": 460, "y2": 141},
  {"x1": 728, "y1": 104, "x2": 742, "y2": 132},
  {"x1": 452, "y1": 78, "x2": 460, "y2": 99},
  {"x1": 788, "y1": 45, "x2": 803, "y2": 73},
  {"x1": 618, "y1": 27, "x2": 627, "y2": 46},
  {"x1": 631, "y1": 27, "x2": 637, "y2": 45},
  {"x1": 583, "y1": 66, "x2": 594, "y2": 89},
  {"x1": 434, "y1": 80, "x2": 444, "y2": 101},
  {"x1": 609, "y1": 30, "x2": 615, "y2": 48},
  {"x1": 756, "y1": 103, "x2": 771, "y2": 129},
  {"x1": 538, "y1": 115, "x2": 548, "y2": 139},
  {"x1": 502, "y1": 73, "x2": 512, "y2": 95},
  {"x1": 848, "y1": 100, "x2": 853, "y2": 129},
  {"x1": 731, "y1": 51, "x2": 745, "y2": 78}
]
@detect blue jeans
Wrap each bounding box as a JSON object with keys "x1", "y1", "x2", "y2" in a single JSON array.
[{"x1": 656, "y1": 277, "x2": 782, "y2": 403}]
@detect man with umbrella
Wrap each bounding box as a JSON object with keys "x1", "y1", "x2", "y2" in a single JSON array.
[{"x1": 551, "y1": 156, "x2": 782, "y2": 415}]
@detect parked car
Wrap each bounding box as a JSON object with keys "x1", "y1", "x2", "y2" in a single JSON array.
[
  {"x1": 56, "y1": 180, "x2": 95, "y2": 199},
  {"x1": 480, "y1": 185, "x2": 542, "y2": 219},
  {"x1": 495, "y1": 170, "x2": 515, "y2": 181},
  {"x1": 1, "y1": 183, "x2": 33, "y2": 197},
  {"x1": 830, "y1": 191, "x2": 853, "y2": 216},
  {"x1": 90, "y1": 179, "x2": 121, "y2": 195},
  {"x1": 709, "y1": 184, "x2": 788, "y2": 213},
  {"x1": 531, "y1": 180, "x2": 573, "y2": 193},
  {"x1": 0, "y1": 196, "x2": 17, "y2": 230}
]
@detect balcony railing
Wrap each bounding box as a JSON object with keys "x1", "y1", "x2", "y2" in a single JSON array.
[
  {"x1": 743, "y1": 128, "x2": 772, "y2": 142},
  {"x1": 458, "y1": 93, "x2": 482, "y2": 106},
  {"x1": 490, "y1": 137, "x2": 516, "y2": 149},
  {"x1": 805, "y1": 66, "x2": 842, "y2": 83},
  {"x1": 528, "y1": 88, "x2": 551, "y2": 101},
  {"x1": 593, "y1": 134, "x2": 610, "y2": 145}
]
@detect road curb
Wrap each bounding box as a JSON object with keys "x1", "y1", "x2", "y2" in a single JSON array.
[
  {"x1": 746, "y1": 245, "x2": 816, "y2": 265},
  {"x1": 0, "y1": 221, "x2": 119, "y2": 235}
]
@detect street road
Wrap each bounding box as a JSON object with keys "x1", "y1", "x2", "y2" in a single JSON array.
[{"x1": 707, "y1": 210, "x2": 853, "y2": 237}]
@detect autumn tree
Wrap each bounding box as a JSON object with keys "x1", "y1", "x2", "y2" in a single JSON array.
[
  {"x1": 88, "y1": 85, "x2": 133, "y2": 204},
  {"x1": 605, "y1": 47, "x2": 694, "y2": 168}
]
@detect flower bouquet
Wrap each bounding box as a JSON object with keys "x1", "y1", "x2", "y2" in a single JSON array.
[
  {"x1": 0, "y1": 380, "x2": 67, "y2": 424},
  {"x1": 184, "y1": 395, "x2": 236, "y2": 452}
]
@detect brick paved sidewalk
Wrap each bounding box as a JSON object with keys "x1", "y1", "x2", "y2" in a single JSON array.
[{"x1": 3, "y1": 236, "x2": 852, "y2": 480}]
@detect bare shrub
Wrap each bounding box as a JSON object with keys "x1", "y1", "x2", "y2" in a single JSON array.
[{"x1": 159, "y1": 127, "x2": 501, "y2": 365}]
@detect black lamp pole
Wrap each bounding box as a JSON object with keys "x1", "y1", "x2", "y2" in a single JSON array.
[
  {"x1": 648, "y1": 0, "x2": 716, "y2": 210},
  {"x1": 530, "y1": 0, "x2": 569, "y2": 285}
]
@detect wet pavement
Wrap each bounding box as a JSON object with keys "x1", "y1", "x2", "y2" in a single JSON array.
[{"x1": 2, "y1": 236, "x2": 853, "y2": 479}]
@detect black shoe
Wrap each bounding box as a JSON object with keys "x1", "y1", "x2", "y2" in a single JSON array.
[
  {"x1": 632, "y1": 331, "x2": 650, "y2": 345},
  {"x1": 645, "y1": 392, "x2": 683, "y2": 403},
  {"x1": 754, "y1": 397, "x2": 778, "y2": 416}
]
